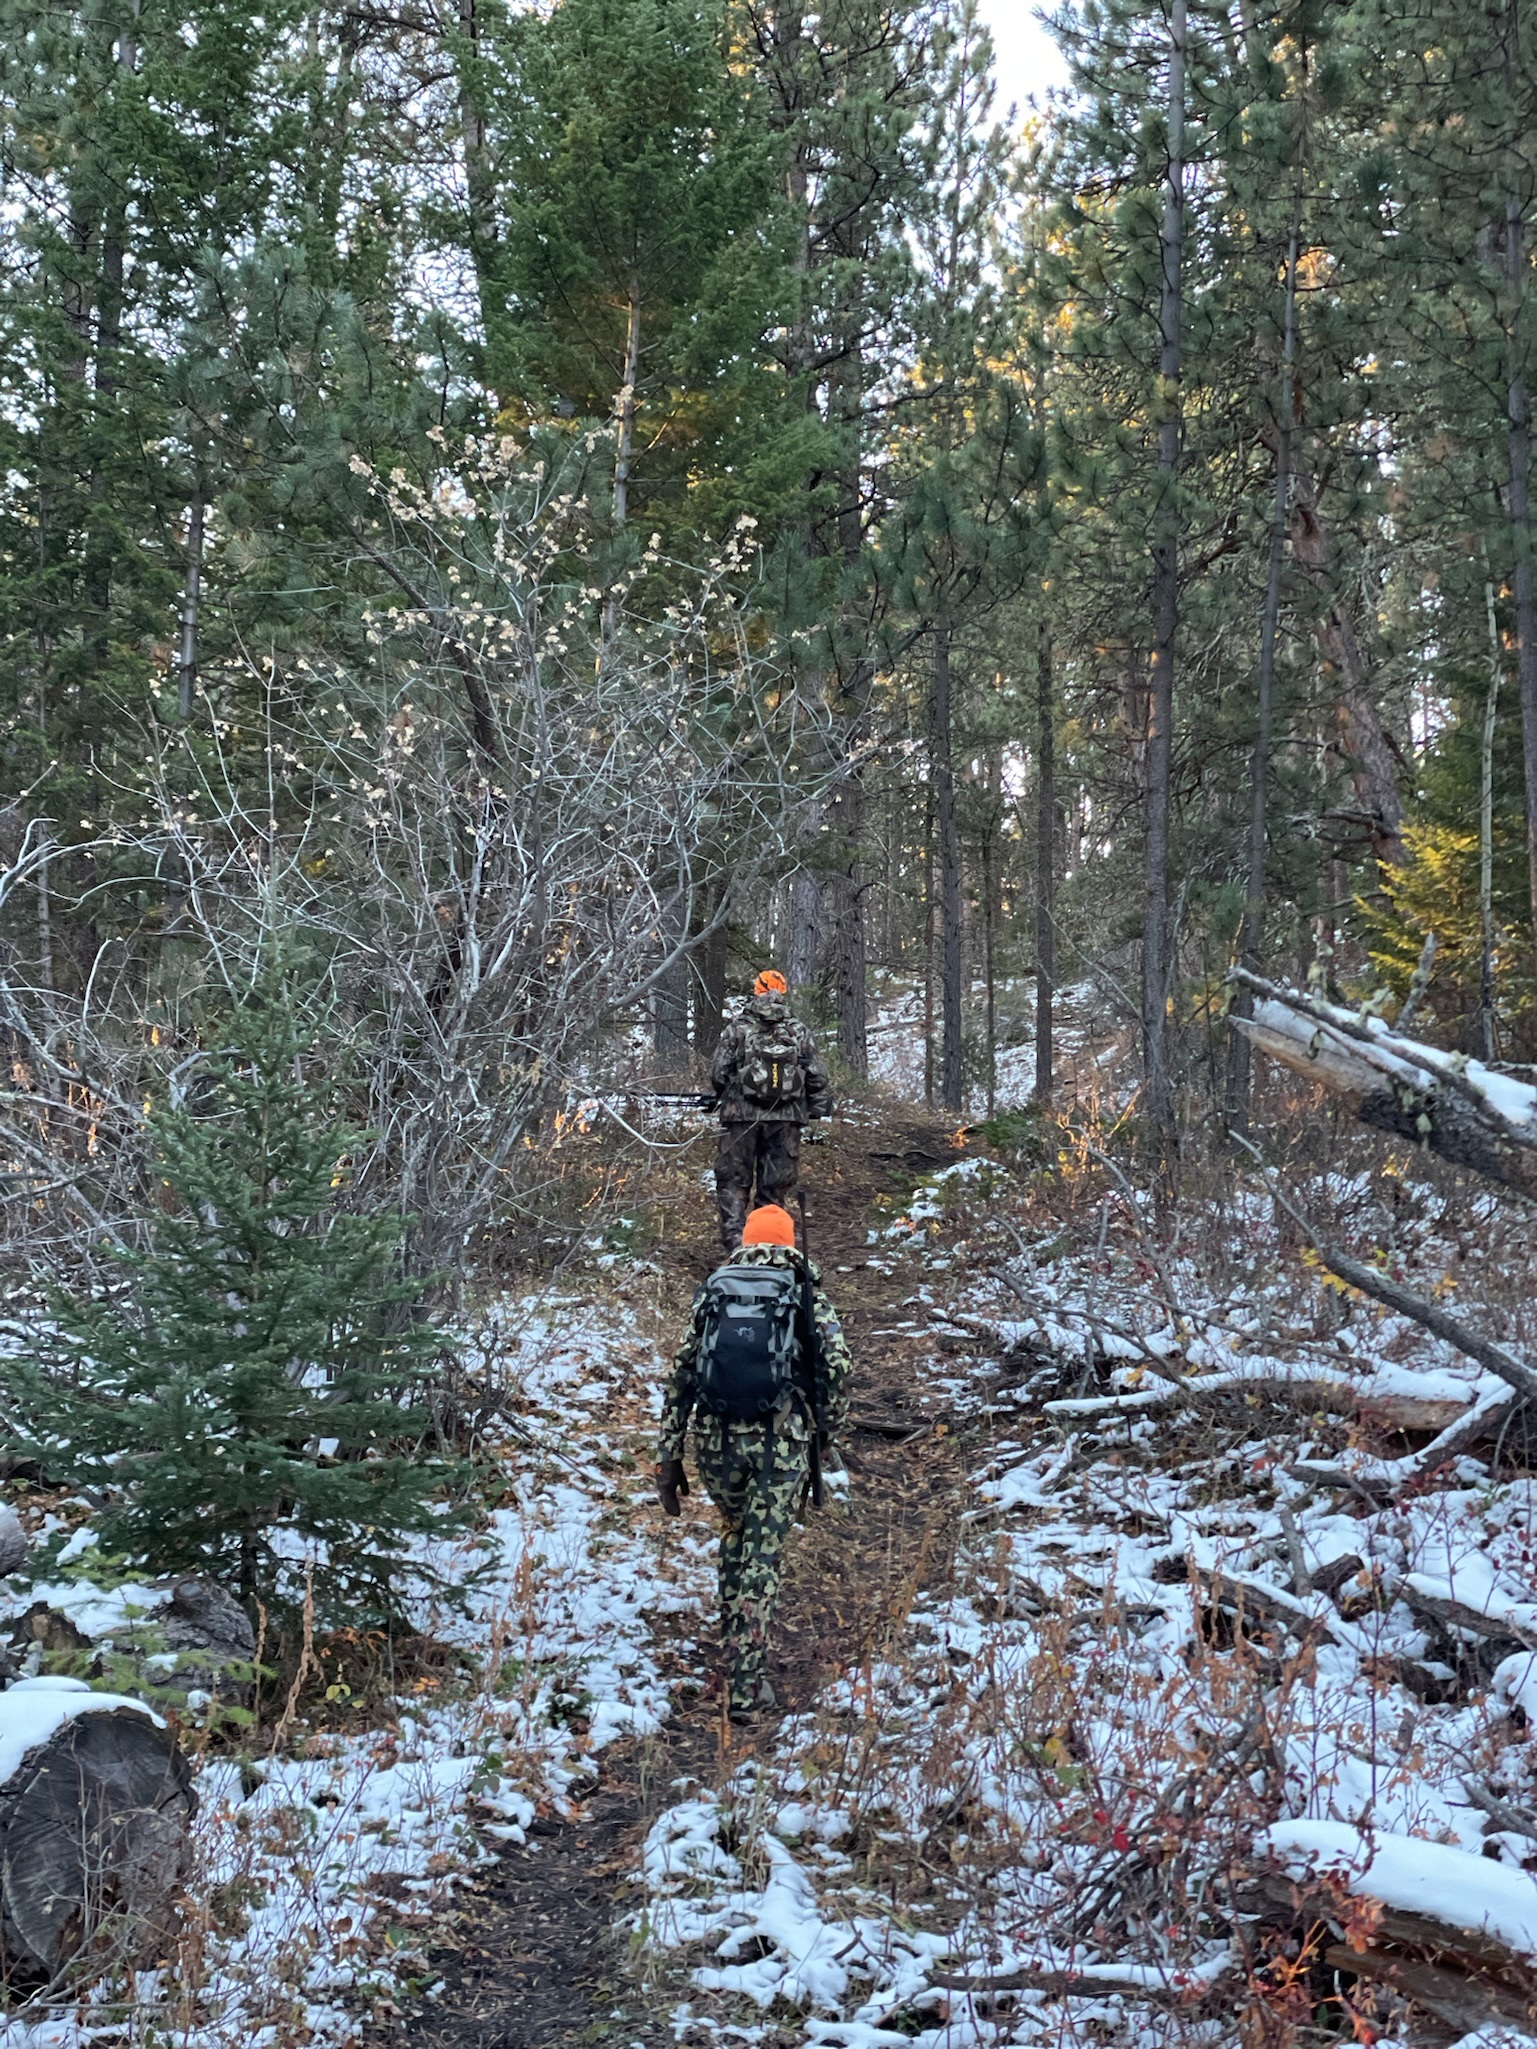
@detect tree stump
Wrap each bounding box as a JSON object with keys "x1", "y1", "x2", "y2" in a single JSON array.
[{"x1": 0, "y1": 1679, "x2": 196, "y2": 1982}]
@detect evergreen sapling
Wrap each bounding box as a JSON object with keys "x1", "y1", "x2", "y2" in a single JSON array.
[{"x1": 17, "y1": 983, "x2": 461, "y2": 1623}]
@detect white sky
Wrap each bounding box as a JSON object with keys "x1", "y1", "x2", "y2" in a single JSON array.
[{"x1": 975, "y1": 0, "x2": 1071, "y2": 119}]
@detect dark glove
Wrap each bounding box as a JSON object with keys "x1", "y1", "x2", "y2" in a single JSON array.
[{"x1": 658, "y1": 1459, "x2": 689, "y2": 1517}]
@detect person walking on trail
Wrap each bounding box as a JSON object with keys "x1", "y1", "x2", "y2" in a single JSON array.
[
  {"x1": 656, "y1": 1202, "x2": 850, "y2": 1723},
  {"x1": 709, "y1": 969, "x2": 833, "y2": 1254}
]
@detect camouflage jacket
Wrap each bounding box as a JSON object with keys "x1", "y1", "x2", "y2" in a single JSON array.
[
  {"x1": 709, "y1": 993, "x2": 833, "y2": 1126},
  {"x1": 658, "y1": 1244, "x2": 851, "y2": 1466}
]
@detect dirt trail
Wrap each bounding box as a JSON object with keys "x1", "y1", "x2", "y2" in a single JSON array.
[{"x1": 375, "y1": 1104, "x2": 977, "y2": 2049}]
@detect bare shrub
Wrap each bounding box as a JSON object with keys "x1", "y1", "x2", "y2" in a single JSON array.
[{"x1": 0, "y1": 430, "x2": 824, "y2": 1284}]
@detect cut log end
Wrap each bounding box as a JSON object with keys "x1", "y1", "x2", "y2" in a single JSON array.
[{"x1": 0, "y1": 1705, "x2": 196, "y2": 1982}]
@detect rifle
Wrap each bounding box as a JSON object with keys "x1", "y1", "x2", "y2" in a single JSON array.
[{"x1": 794, "y1": 1191, "x2": 825, "y2": 1510}]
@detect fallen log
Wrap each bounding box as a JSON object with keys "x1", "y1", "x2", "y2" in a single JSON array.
[
  {"x1": 1323, "y1": 1943, "x2": 1534, "y2": 2034},
  {"x1": 1358, "y1": 1392, "x2": 1469, "y2": 1432},
  {"x1": 1230, "y1": 972, "x2": 1537, "y2": 1202},
  {"x1": 1044, "y1": 1365, "x2": 1480, "y2": 1429},
  {"x1": 1398, "y1": 1576, "x2": 1537, "y2": 1652},
  {"x1": 0, "y1": 1677, "x2": 195, "y2": 1982},
  {"x1": 1259, "y1": 1820, "x2": 1537, "y2": 1986},
  {"x1": 1309, "y1": 1553, "x2": 1365, "y2": 1599},
  {"x1": 1193, "y1": 1565, "x2": 1348, "y2": 1648},
  {"x1": 1293, "y1": 1383, "x2": 1522, "y2": 1499}
]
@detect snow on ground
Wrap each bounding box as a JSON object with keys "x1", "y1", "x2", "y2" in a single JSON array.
[
  {"x1": 8, "y1": 1064, "x2": 1537, "y2": 2045},
  {"x1": 642, "y1": 1141, "x2": 1537, "y2": 2046},
  {"x1": 0, "y1": 1289, "x2": 713, "y2": 2049},
  {"x1": 867, "y1": 976, "x2": 1131, "y2": 1114}
]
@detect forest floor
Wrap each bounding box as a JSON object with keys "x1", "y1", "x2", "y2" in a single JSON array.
[
  {"x1": 5, "y1": 1020, "x2": 1537, "y2": 2049},
  {"x1": 371, "y1": 1102, "x2": 980, "y2": 2049}
]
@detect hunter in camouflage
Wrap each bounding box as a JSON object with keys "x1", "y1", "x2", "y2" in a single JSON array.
[
  {"x1": 709, "y1": 970, "x2": 833, "y2": 1252},
  {"x1": 657, "y1": 1205, "x2": 851, "y2": 1721}
]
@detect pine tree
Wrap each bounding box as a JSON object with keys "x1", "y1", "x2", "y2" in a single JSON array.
[
  {"x1": 1334, "y1": 0, "x2": 1537, "y2": 996},
  {"x1": 15, "y1": 968, "x2": 459, "y2": 1622},
  {"x1": 887, "y1": 1, "x2": 1038, "y2": 1109},
  {"x1": 484, "y1": 0, "x2": 788, "y2": 547}
]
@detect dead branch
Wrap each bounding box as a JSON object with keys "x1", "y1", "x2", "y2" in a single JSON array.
[
  {"x1": 931, "y1": 1961, "x2": 1234, "y2": 2004},
  {"x1": 1397, "y1": 1579, "x2": 1537, "y2": 1652},
  {"x1": 1192, "y1": 1563, "x2": 1345, "y2": 1647},
  {"x1": 1461, "y1": 1781, "x2": 1537, "y2": 1844},
  {"x1": 1301, "y1": 1247, "x2": 1537, "y2": 1403},
  {"x1": 1251, "y1": 1867, "x2": 1537, "y2": 1991},
  {"x1": 1230, "y1": 1134, "x2": 1537, "y2": 1405}
]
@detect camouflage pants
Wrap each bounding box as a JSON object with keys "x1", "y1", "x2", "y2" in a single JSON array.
[
  {"x1": 715, "y1": 1121, "x2": 801, "y2": 1250},
  {"x1": 696, "y1": 1419, "x2": 809, "y2": 1714}
]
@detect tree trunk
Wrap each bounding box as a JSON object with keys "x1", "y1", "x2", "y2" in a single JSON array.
[
  {"x1": 66, "y1": 10, "x2": 137, "y2": 768},
  {"x1": 178, "y1": 493, "x2": 204, "y2": 722},
  {"x1": 304, "y1": 16, "x2": 355, "y2": 285},
  {"x1": 692, "y1": 906, "x2": 728, "y2": 1056},
  {"x1": 1289, "y1": 469, "x2": 1404, "y2": 867},
  {"x1": 455, "y1": 0, "x2": 508, "y2": 399},
  {"x1": 924, "y1": 782, "x2": 936, "y2": 1107},
  {"x1": 1482, "y1": 578, "x2": 1502, "y2": 1060},
  {"x1": 603, "y1": 281, "x2": 643, "y2": 646},
  {"x1": 933, "y1": 626, "x2": 964, "y2": 1112},
  {"x1": 602, "y1": 276, "x2": 643, "y2": 639},
  {"x1": 614, "y1": 281, "x2": 641, "y2": 531},
  {"x1": 1504, "y1": 192, "x2": 1537, "y2": 989},
  {"x1": 828, "y1": 312, "x2": 872, "y2": 1078},
  {"x1": 828, "y1": 771, "x2": 869, "y2": 1078},
  {"x1": 761, "y1": 5, "x2": 825, "y2": 1007},
  {"x1": 652, "y1": 867, "x2": 690, "y2": 1065},
  {"x1": 36, "y1": 851, "x2": 53, "y2": 996},
  {"x1": 162, "y1": 492, "x2": 207, "y2": 945},
  {"x1": 982, "y1": 754, "x2": 999, "y2": 1119},
  {"x1": 788, "y1": 859, "x2": 820, "y2": 994},
  {"x1": 1142, "y1": 0, "x2": 1185, "y2": 1167},
  {"x1": 1034, "y1": 616, "x2": 1055, "y2": 1102},
  {"x1": 1227, "y1": 189, "x2": 1301, "y2": 1132}
]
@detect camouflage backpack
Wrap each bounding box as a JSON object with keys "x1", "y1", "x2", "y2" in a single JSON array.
[{"x1": 739, "y1": 1010, "x2": 807, "y2": 1111}]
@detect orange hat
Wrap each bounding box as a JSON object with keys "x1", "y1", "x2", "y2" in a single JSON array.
[
  {"x1": 753, "y1": 969, "x2": 788, "y2": 996},
  {"x1": 742, "y1": 1203, "x2": 797, "y2": 1247}
]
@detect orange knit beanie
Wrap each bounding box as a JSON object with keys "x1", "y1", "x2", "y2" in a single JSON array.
[{"x1": 742, "y1": 1204, "x2": 797, "y2": 1247}]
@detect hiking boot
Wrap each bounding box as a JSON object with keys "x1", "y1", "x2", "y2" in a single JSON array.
[{"x1": 728, "y1": 1678, "x2": 777, "y2": 1724}]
